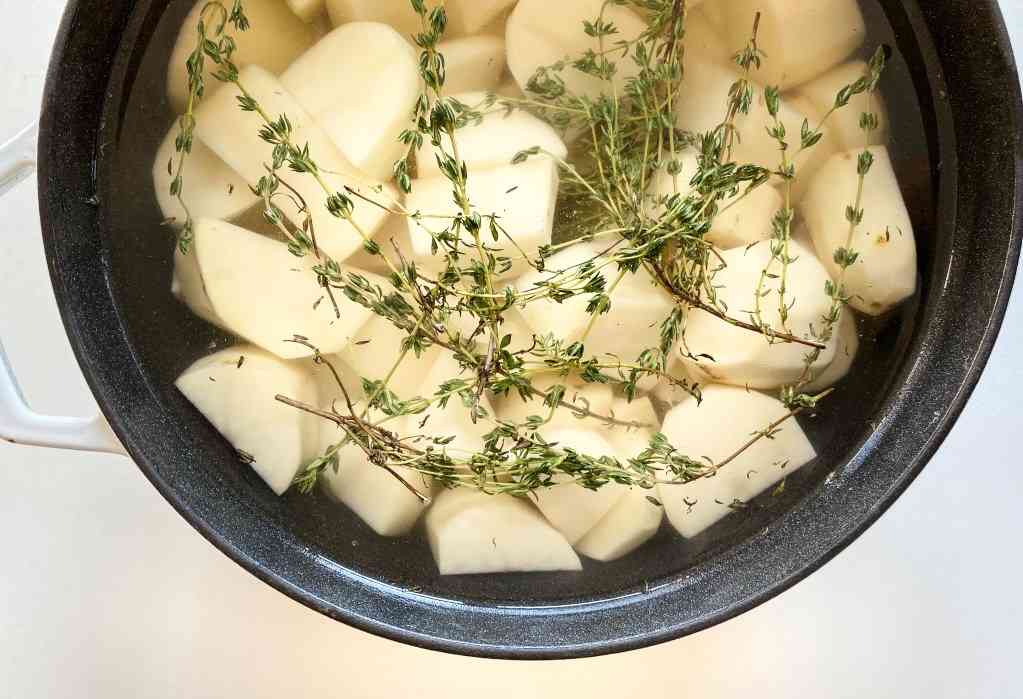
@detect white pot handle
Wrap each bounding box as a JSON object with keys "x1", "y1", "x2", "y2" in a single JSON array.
[{"x1": 0, "y1": 123, "x2": 126, "y2": 456}]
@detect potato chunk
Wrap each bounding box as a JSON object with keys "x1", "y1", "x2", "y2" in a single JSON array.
[
  {"x1": 438, "y1": 36, "x2": 507, "y2": 94},
  {"x1": 176, "y1": 346, "x2": 319, "y2": 495},
  {"x1": 286, "y1": 0, "x2": 325, "y2": 23},
  {"x1": 171, "y1": 246, "x2": 222, "y2": 327},
  {"x1": 416, "y1": 92, "x2": 567, "y2": 178},
  {"x1": 799, "y1": 146, "x2": 917, "y2": 315},
  {"x1": 194, "y1": 66, "x2": 394, "y2": 264},
  {"x1": 336, "y1": 314, "x2": 443, "y2": 402},
  {"x1": 281, "y1": 23, "x2": 420, "y2": 181},
  {"x1": 153, "y1": 125, "x2": 256, "y2": 227},
  {"x1": 406, "y1": 159, "x2": 558, "y2": 279},
  {"x1": 680, "y1": 239, "x2": 837, "y2": 389},
  {"x1": 506, "y1": 0, "x2": 646, "y2": 101},
  {"x1": 789, "y1": 60, "x2": 890, "y2": 151},
  {"x1": 320, "y1": 412, "x2": 433, "y2": 537},
  {"x1": 515, "y1": 240, "x2": 677, "y2": 365},
  {"x1": 166, "y1": 0, "x2": 318, "y2": 112},
  {"x1": 574, "y1": 398, "x2": 664, "y2": 561},
  {"x1": 327, "y1": 0, "x2": 516, "y2": 36},
  {"x1": 674, "y1": 58, "x2": 836, "y2": 201},
  {"x1": 530, "y1": 428, "x2": 628, "y2": 544},
  {"x1": 804, "y1": 310, "x2": 859, "y2": 393},
  {"x1": 414, "y1": 353, "x2": 495, "y2": 457},
  {"x1": 426, "y1": 488, "x2": 581, "y2": 574},
  {"x1": 657, "y1": 384, "x2": 816, "y2": 537},
  {"x1": 649, "y1": 149, "x2": 782, "y2": 250},
  {"x1": 192, "y1": 218, "x2": 382, "y2": 359},
  {"x1": 713, "y1": 0, "x2": 866, "y2": 90}
]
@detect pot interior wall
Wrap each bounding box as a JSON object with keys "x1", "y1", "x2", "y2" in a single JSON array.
[{"x1": 96, "y1": 0, "x2": 936, "y2": 604}]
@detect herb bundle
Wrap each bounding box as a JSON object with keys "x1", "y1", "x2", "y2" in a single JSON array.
[{"x1": 170, "y1": 0, "x2": 886, "y2": 503}]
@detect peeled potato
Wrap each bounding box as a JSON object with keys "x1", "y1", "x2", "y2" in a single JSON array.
[
  {"x1": 320, "y1": 411, "x2": 434, "y2": 537},
  {"x1": 172, "y1": 247, "x2": 223, "y2": 327},
  {"x1": 530, "y1": 427, "x2": 628, "y2": 544},
  {"x1": 575, "y1": 398, "x2": 663, "y2": 561},
  {"x1": 804, "y1": 309, "x2": 859, "y2": 393},
  {"x1": 153, "y1": 124, "x2": 256, "y2": 227},
  {"x1": 495, "y1": 76, "x2": 525, "y2": 100},
  {"x1": 286, "y1": 0, "x2": 325, "y2": 23},
  {"x1": 575, "y1": 487, "x2": 663, "y2": 561},
  {"x1": 506, "y1": 0, "x2": 646, "y2": 100},
  {"x1": 680, "y1": 239, "x2": 838, "y2": 389},
  {"x1": 657, "y1": 384, "x2": 816, "y2": 537},
  {"x1": 281, "y1": 23, "x2": 420, "y2": 181},
  {"x1": 327, "y1": 0, "x2": 515, "y2": 36},
  {"x1": 406, "y1": 158, "x2": 559, "y2": 279},
  {"x1": 515, "y1": 240, "x2": 677, "y2": 364},
  {"x1": 684, "y1": 7, "x2": 732, "y2": 64},
  {"x1": 176, "y1": 346, "x2": 319, "y2": 495},
  {"x1": 438, "y1": 36, "x2": 507, "y2": 94},
  {"x1": 494, "y1": 372, "x2": 615, "y2": 430},
  {"x1": 799, "y1": 146, "x2": 917, "y2": 315},
  {"x1": 337, "y1": 314, "x2": 443, "y2": 402},
  {"x1": 714, "y1": 0, "x2": 866, "y2": 90},
  {"x1": 192, "y1": 218, "x2": 382, "y2": 359},
  {"x1": 674, "y1": 57, "x2": 836, "y2": 200},
  {"x1": 194, "y1": 66, "x2": 394, "y2": 263},
  {"x1": 417, "y1": 92, "x2": 567, "y2": 178},
  {"x1": 166, "y1": 0, "x2": 318, "y2": 112},
  {"x1": 426, "y1": 488, "x2": 582, "y2": 574},
  {"x1": 790, "y1": 60, "x2": 890, "y2": 151},
  {"x1": 343, "y1": 214, "x2": 414, "y2": 276},
  {"x1": 649, "y1": 149, "x2": 782, "y2": 249},
  {"x1": 652, "y1": 356, "x2": 699, "y2": 408},
  {"x1": 415, "y1": 353, "x2": 495, "y2": 456}
]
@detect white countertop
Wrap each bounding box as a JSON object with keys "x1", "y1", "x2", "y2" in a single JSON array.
[{"x1": 1, "y1": 3, "x2": 1020, "y2": 697}]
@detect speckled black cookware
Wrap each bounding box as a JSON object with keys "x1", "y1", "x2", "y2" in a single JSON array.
[{"x1": 38, "y1": 0, "x2": 1021, "y2": 658}]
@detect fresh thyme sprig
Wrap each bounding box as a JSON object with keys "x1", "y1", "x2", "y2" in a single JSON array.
[{"x1": 169, "y1": 1, "x2": 884, "y2": 499}]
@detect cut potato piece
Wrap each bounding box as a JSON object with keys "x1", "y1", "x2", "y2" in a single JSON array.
[
  {"x1": 153, "y1": 125, "x2": 256, "y2": 226},
  {"x1": 171, "y1": 247, "x2": 223, "y2": 327},
  {"x1": 575, "y1": 397, "x2": 663, "y2": 560},
  {"x1": 674, "y1": 57, "x2": 836, "y2": 200},
  {"x1": 790, "y1": 60, "x2": 890, "y2": 151},
  {"x1": 658, "y1": 384, "x2": 816, "y2": 537},
  {"x1": 681, "y1": 239, "x2": 837, "y2": 389},
  {"x1": 799, "y1": 146, "x2": 917, "y2": 315},
  {"x1": 406, "y1": 158, "x2": 558, "y2": 279},
  {"x1": 321, "y1": 412, "x2": 433, "y2": 537},
  {"x1": 652, "y1": 357, "x2": 699, "y2": 408},
  {"x1": 714, "y1": 0, "x2": 866, "y2": 90},
  {"x1": 495, "y1": 75, "x2": 525, "y2": 100},
  {"x1": 194, "y1": 66, "x2": 394, "y2": 263},
  {"x1": 281, "y1": 23, "x2": 420, "y2": 181},
  {"x1": 415, "y1": 353, "x2": 494, "y2": 456},
  {"x1": 506, "y1": 0, "x2": 646, "y2": 101},
  {"x1": 684, "y1": 7, "x2": 731, "y2": 64},
  {"x1": 310, "y1": 353, "x2": 365, "y2": 410},
  {"x1": 343, "y1": 214, "x2": 414, "y2": 276},
  {"x1": 286, "y1": 0, "x2": 325, "y2": 23},
  {"x1": 437, "y1": 36, "x2": 507, "y2": 95},
  {"x1": 166, "y1": 0, "x2": 317, "y2": 112},
  {"x1": 495, "y1": 372, "x2": 614, "y2": 431},
  {"x1": 192, "y1": 218, "x2": 382, "y2": 359},
  {"x1": 515, "y1": 240, "x2": 676, "y2": 364},
  {"x1": 426, "y1": 488, "x2": 582, "y2": 574},
  {"x1": 575, "y1": 487, "x2": 663, "y2": 562},
  {"x1": 530, "y1": 428, "x2": 628, "y2": 544},
  {"x1": 176, "y1": 346, "x2": 319, "y2": 495},
  {"x1": 804, "y1": 310, "x2": 859, "y2": 393},
  {"x1": 327, "y1": 0, "x2": 516, "y2": 37},
  {"x1": 649, "y1": 149, "x2": 782, "y2": 249},
  {"x1": 337, "y1": 314, "x2": 443, "y2": 402},
  {"x1": 417, "y1": 92, "x2": 567, "y2": 178}
]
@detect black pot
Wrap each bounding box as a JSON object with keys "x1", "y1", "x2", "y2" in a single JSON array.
[{"x1": 24, "y1": 0, "x2": 1022, "y2": 658}]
